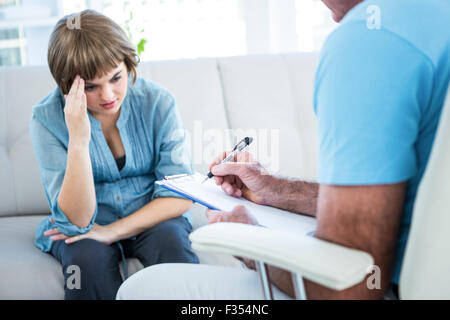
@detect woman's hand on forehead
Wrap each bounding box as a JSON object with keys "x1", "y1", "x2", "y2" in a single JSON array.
[{"x1": 63, "y1": 75, "x2": 91, "y2": 147}]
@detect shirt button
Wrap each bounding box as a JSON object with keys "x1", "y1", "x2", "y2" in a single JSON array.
[{"x1": 115, "y1": 196, "x2": 120, "y2": 201}]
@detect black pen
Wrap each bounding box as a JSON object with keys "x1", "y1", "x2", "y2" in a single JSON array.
[{"x1": 202, "y1": 137, "x2": 254, "y2": 184}]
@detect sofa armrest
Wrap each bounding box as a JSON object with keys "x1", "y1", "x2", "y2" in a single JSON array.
[{"x1": 189, "y1": 223, "x2": 374, "y2": 291}]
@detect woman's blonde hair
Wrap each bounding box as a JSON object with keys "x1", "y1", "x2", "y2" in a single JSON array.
[{"x1": 48, "y1": 10, "x2": 139, "y2": 94}]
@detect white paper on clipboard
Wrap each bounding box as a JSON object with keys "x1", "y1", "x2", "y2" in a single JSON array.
[{"x1": 156, "y1": 172, "x2": 316, "y2": 236}]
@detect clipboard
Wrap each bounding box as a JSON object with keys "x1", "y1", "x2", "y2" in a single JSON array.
[
  {"x1": 156, "y1": 172, "x2": 317, "y2": 235},
  {"x1": 156, "y1": 173, "x2": 220, "y2": 210}
]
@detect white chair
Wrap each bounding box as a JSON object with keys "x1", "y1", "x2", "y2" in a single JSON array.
[
  {"x1": 189, "y1": 85, "x2": 450, "y2": 300},
  {"x1": 399, "y1": 85, "x2": 450, "y2": 299}
]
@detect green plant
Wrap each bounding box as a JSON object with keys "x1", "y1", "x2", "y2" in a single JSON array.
[
  {"x1": 123, "y1": 3, "x2": 147, "y2": 57},
  {"x1": 137, "y1": 32, "x2": 147, "y2": 56}
]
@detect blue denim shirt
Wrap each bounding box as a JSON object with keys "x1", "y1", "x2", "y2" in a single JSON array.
[{"x1": 30, "y1": 78, "x2": 194, "y2": 252}]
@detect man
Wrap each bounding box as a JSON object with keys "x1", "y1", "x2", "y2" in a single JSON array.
[{"x1": 117, "y1": 0, "x2": 450, "y2": 299}]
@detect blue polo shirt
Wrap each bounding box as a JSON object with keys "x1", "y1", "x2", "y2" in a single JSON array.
[
  {"x1": 314, "y1": 0, "x2": 450, "y2": 284},
  {"x1": 30, "y1": 78, "x2": 194, "y2": 252}
]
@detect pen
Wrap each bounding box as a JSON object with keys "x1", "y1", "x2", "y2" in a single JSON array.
[{"x1": 202, "y1": 136, "x2": 254, "y2": 183}]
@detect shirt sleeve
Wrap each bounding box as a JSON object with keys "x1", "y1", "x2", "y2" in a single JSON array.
[
  {"x1": 151, "y1": 90, "x2": 194, "y2": 200},
  {"x1": 314, "y1": 22, "x2": 434, "y2": 185},
  {"x1": 29, "y1": 114, "x2": 97, "y2": 236}
]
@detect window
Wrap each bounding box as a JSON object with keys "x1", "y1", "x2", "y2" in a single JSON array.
[
  {"x1": 0, "y1": 0, "x2": 60, "y2": 66},
  {"x1": 0, "y1": 0, "x2": 24, "y2": 66},
  {"x1": 0, "y1": 0, "x2": 338, "y2": 66},
  {"x1": 101, "y1": 0, "x2": 246, "y2": 61}
]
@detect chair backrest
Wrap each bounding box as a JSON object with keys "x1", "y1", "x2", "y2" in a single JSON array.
[{"x1": 399, "y1": 85, "x2": 450, "y2": 299}]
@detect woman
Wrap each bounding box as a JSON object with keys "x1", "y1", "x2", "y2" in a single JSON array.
[{"x1": 30, "y1": 10, "x2": 199, "y2": 300}]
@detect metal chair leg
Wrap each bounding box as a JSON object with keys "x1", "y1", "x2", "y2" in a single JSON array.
[
  {"x1": 292, "y1": 272, "x2": 307, "y2": 300},
  {"x1": 255, "y1": 260, "x2": 273, "y2": 300}
]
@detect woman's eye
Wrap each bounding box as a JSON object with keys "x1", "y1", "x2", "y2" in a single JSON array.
[
  {"x1": 112, "y1": 76, "x2": 121, "y2": 82},
  {"x1": 85, "y1": 86, "x2": 95, "y2": 91}
]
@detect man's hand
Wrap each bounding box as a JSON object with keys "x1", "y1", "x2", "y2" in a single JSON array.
[
  {"x1": 206, "y1": 205, "x2": 258, "y2": 270},
  {"x1": 209, "y1": 150, "x2": 319, "y2": 216},
  {"x1": 44, "y1": 217, "x2": 117, "y2": 246},
  {"x1": 206, "y1": 205, "x2": 259, "y2": 225},
  {"x1": 209, "y1": 151, "x2": 275, "y2": 205}
]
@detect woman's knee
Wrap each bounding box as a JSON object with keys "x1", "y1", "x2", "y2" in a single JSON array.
[
  {"x1": 59, "y1": 238, "x2": 119, "y2": 271},
  {"x1": 136, "y1": 217, "x2": 199, "y2": 265},
  {"x1": 50, "y1": 238, "x2": 123, "y2": 299},
  {"x1": 151, "y1": 217, "x2": 193, "y2": 250}
]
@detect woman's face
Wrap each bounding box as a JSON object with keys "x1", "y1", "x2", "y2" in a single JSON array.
[{"x1": 84, "y1": 61, "x2": 128, "y2": 121}]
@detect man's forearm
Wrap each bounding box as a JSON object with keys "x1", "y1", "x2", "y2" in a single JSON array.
[
  {"x1": 108, "y1": 197, "x2": 193, "y2": 242},
  {"x1": 264, "y1": 176, "x2": 318, "y2": 217},
  {"x1": 266, "y1": 265, "x2": 384, "y2": 300}
]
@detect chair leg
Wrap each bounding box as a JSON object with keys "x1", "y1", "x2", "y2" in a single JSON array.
[
  {"x1": 292, "y1": 273, "x2": 307, "y2": 300},
  {"x1": 255, "y1": 260, "x2": 273, "y2": 300}
]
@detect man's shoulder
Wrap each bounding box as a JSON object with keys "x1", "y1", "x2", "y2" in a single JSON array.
[
  {"x1": 334, "y1": 0, "x2": 450, "y2": 67},
  {"x1": 343, "y1": 0, "x2": 450, "y2": 25}
]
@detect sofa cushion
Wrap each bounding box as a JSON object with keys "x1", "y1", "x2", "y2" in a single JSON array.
[
  {"x1": 282, "y1": 53, "x2": 319, "y2": 181},
  {"x1": 138, "y1": 58, "x2": 232, "y2": 174},
  {"x1": 0, "y1": 215, "x2": 145, "y2": 299},
  {"x1": 218, "y1": 54, "x2": 318, "y2": 180},
  {"x1": 0, "y1": 66, "x2": 56, "y2": 217},
  {"x1": 0, "y1": 216, "x2": 64, "y2": 299},
  {"x1": 0, "y1": 214, "x2": 240, "y2": 299}
]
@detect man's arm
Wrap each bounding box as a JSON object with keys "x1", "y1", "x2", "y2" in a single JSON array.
[
  {"x1": 263, "y1": 176, "x2": 318, "y2": 217},
  {"x1": 266, "y1": 182, "x2": 406, "y2": 299},
  {"x1": 210, "y1": 154, "x2": 319, "y2": 217}
]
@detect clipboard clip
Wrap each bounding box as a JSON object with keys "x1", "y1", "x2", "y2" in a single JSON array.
[
  {"x1": 164, "y1": 174, "x2": 190, "y2": 180},
  {"x1": 164, "y1": 174, "x2": 200, "y2": 183}
]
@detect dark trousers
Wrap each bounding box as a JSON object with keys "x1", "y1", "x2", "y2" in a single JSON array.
[{"x1": 50, "y1": 216, "x2": 199, "y2": 300}]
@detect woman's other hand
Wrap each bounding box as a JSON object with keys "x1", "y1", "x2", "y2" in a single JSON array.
[{"x1": 44, "y1": 217, "x2": 117, "y2": 246}]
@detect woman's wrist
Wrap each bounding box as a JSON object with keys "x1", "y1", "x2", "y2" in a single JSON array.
[
  {"x1": 104, "y1": 223, "x2": 121, "y2": 244},
  {"x1": 68, "y1": 139, "x2": 90, "y2": 151}
]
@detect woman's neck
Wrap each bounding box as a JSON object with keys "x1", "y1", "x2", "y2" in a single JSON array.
[{"x1": 92, "y1": 108, "x2": 121, "y2": 131}]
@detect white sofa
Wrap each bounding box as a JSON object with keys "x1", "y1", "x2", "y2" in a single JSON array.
[{"x1": 0, "y1": 53, "x2": 320, "y2": 299}]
